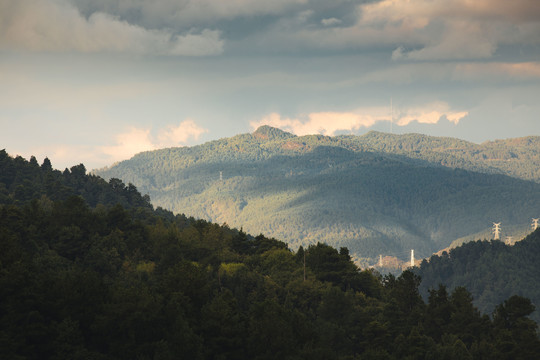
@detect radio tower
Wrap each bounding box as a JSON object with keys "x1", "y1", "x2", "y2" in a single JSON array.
[
  {"x1": 410, "y1": 249, "x2": 414, "y2": 267},
  {"x1": 532, "y1": 218, "x2": 539, "y2": 231},
  {"x1": 390, "y1": 97, "x2": 393, "y2": 134},
  {"x1": 493, "y1": 222, "x2": 501, "y2": 240}
]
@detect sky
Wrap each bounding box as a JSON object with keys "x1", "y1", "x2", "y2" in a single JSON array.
[{"x1": 1, "y1": 0, "x2": 540, "y2": 170}]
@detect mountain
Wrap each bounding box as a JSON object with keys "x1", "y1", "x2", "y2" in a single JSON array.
[
  {"x1": 2, "y1": 156, "x2": 539, "y2": 358},
  {"x1": 94, "y1": 128, "x2": 540, "y2": 262},
  {"x1": 415, "y1": 229, "x2": 540, "y2": 324},
  {"x1": 0, "y1": 149, "x2": 152, "y2": 211}
]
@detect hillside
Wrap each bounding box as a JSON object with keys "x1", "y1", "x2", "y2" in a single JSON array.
[
  {"x1": 1, "y1": 152, "x2": 539, "y2": 358},
  {"x1": 95, "y1": 128, "x2": 540, "y2": 262},
  {"x1": 0, "y1": 149, "x2": 152, "y2": 211},
  {"x1": 415, "y1": 229, "x2": 540, "y2": 324}
]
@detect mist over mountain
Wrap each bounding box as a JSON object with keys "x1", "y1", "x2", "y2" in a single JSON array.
[{"x1": 95, "y1": 127, "x2": 540, "y2": 262}]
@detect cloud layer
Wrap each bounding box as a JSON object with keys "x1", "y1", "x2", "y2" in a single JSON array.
[
  {"x1": 250, "y1": 103, "x2": 468, "y2": 136},
  {"x1": 0, "y1": 0, "x2": 223, "y2": 55},
  {"x1": 2, "y1": 0, "x2": 539, "y2": 59},
  {"x1": 21, "y1": 119, "x2": 208, "y2": 170},
  {"x1": 101, "y1": 119, "x2": 208, "y2": 161}
]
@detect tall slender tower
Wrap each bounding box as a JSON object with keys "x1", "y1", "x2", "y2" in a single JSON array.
[
  {"x1": 390, "y1": 98, "x2": 393, "y2": 134},
  {"x1": 379, "y1": 254, "x2": 383, "y2": 267},
  {"x1": 493, "y1": 222, "x2": 501, "y2": 240},
  {"x1": 410, "y1": 249, "x2": 414, "y2": 267}
]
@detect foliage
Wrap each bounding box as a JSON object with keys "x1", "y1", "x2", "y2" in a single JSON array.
[
  {"x1": 1, "y1": 152, "x2": 539, "y2": 358},
  {"x1": 416, "y1": 229, "x2": 540, "y2": 323},
  {"x1": 94, "y1": 128, "x2": 540, "y2": 260}
]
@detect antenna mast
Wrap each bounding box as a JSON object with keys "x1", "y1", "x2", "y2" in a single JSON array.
[{"x1": 390, "y1": 97, "x2": 393, "y2": 134}]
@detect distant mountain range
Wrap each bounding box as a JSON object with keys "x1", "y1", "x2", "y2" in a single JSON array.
[{"x1": 94, "y1": 126, "x2": 540, "y2": 262}]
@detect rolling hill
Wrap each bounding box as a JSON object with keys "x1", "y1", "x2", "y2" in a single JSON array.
[
  {"x1": 94, "y1": 127, "x2": 540, "y2": 262},
  {"x1": 415, "y1": 229, "x2": 540, "y2": 323}
]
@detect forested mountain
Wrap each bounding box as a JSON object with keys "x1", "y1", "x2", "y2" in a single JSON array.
[
  {"x1": 1, "y1": 151, "x2": 539, "y2": 359},
  {"x1": 415, "y1": 229, "x2": 540, "y2": 324},
  {"x1": 0, "y1": 149, "x2": 152, "y2": 211},
  {"x1": 94, "y1": 127, "x2": 540, "y2": 262}
]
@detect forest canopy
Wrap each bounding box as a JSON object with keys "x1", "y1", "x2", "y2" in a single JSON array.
[{"x1": 1, "y1": 151, "x2": 539, "y2": 359}]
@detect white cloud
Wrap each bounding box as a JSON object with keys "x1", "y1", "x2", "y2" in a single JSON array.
[
  {"x1": 101, "y1": 120, "x2": 208, "y2": 162},
  {"x1": 158, "y1": 119, "x2": 209, "y2": 147},
  {"x1": 250, "y1": 103, "x2": 468, "y2": 136},
  {"x1": 0, "y1": 0, "x2": 224, "y2": 55},
  {"x1": 20, "y1": 119, "x2": 209, "y2": 170},
  {"x1": 100, "y1": 127, "x2": 156, "y2": 161},
  {"x1": 396, "y1": 102, "x2": 468, "y2": 125}
]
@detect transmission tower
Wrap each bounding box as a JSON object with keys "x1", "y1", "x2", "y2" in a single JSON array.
[
  {"x1": 505, "y1": 236, "x2": 514, "y2": 245},
  {"x1": 410, "y1": 249, "x2": 414, "y2": 267},
  {"x1": 532, "y1": 218, "x2": 539, "y2": 231},
  {"x1": 492, "y1": 222, "x2": 501, "y2": 240},
  {"x1": 219, "y1": 171, "x2": 223, "y2": 181}
]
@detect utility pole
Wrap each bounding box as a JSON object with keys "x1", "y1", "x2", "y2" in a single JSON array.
[{"x1": 493, "y1": 222, "x2": 501, "y2": 240}]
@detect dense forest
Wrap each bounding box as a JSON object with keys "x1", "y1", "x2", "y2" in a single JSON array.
[
  {"x1": 95, "y1": 126, "x2": 540, "y2": 262},
  {"x1": 2, "y1": 151, "x2": 540, "y2": 359},
  {"x1": 415, "y1": 230, "x2": 540, "y2": 324}
]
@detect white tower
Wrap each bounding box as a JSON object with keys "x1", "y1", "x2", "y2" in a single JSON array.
[
  {"x1": 410, "y1": 249, "x2": 414, "y2": 267},
  {"x1": 219, "y1": 171, "x2": 223, "y2": 181},
  {"x1": 379, "y1": 254, "x2": 383, "y2": 267},
  {"x1": 532, "y1": 218, "x2": 539, "y2": 231},
  {"x1": 493, "y1": 222, "x2": 501, "y2": 240}
]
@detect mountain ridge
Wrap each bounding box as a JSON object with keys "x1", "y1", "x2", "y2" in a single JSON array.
[{"x1": 94, "y1": 128, "x2": 540, "y2": 262}]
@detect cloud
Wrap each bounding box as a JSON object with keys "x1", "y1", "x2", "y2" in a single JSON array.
[
  {"x1": 250, "y1": 103, "x2": 468, "y2": 136},
  {"x1": 101, "y1": 119, "x2": 208, "y2": 162},
  {"x1": 396, "y1": 102, "x2": 468, "y2": 126},
  {"x1": 321, "y1": 18, "x2": 342, "y2": 27},
  {"x1": 0, "y1": 0, "x2": 224, "y2": 55},
  {"x1": 72, "y1": 0, "x2": 310, "y2": 29},
  {"x1": 100, "y1": 127, "x2": 156, "y2": 161},
  {"x1": 25, "y1": 119, "x2": 209, "y2": 170},
  {"x1": 361, "y1": 0, "x2": 540, "y2": 61},
  {"x1": 158, "y1": 119, "x2": 209, "y2": 147},
  {"x1": 453, "y1": 62, "x2": 540, "y2": 82},
  {"x1": 261, "y1": 0, "x2": 540, "y2": 60},
  {"x1": 5, "y1": 0, "x2": 538, "y2": 59}
]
